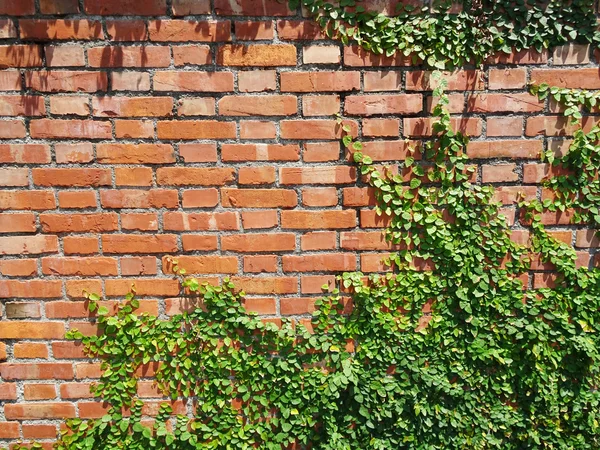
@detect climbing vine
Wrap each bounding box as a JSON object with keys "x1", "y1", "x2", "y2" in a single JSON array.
[
  {"x1": 292, "y1": 0, "x2": 600, "y2": 68},
  {"x1": 10, "y1": 76, "x2": 600, "y2": 449}
]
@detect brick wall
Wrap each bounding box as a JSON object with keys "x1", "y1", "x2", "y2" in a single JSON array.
[{"x1": 0, "y1": 0, "x2": 599, "y2": 445}]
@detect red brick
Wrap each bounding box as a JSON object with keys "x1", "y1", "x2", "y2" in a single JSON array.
[
  {"x1": 164, "y1": 212, "x2": 239, "y2": 231},
  {"x1": 0, "y1": 235, "x2": 58, "y2": 255},
  {"x1": 281, "y1": 211, "x2": 356, "y2": 229},
  {"x1": 482, "y1": 164, "x2": 519, "y2": 183},
  {"x1": 114, "y1": 168, "x2": 152, "y2": 187},
  {"x1": 241, "y1": 210, "x2": 278, "y2": 229},
  {"x1": 406, "y1": 70, "x2": 484, "y2": 91},
  {"x1": 0, "y1": 168, "x2": 28, "y2": 186},
  {"x1": 58, "y1": 191, "x2": 97, "y2": 209},
  {"x1": 106, "y1": 20, "x2": 148, "y2": 41},
  {"x1": 345, "y1": 94, "x2": 422, "y2": 115},
  {"x1": 157, "y1": 167, "x2": 235, "y2": 186},
  {"x1": 5, "y1": 302, "x2": 41, "y2": 318},
  {"x1": 240, "y1": 120, "x2": 276, "y2": 139},
  {"x1": 303, "y1": 142, "x2": 340, "y2": 162},
  {"x1": 97, "y1": 143, "x2": 175, "y2": 164},
  {"x1": 340, "y1": 231, "x2": 392, "y2": 250},
  {"x1": 303, "y1": 45, "x2": 341, "y2": 64},
  {"x1": 40, "y1": 213, "x2": 118, "y2": 233},
  {"x1": 343, "y1": 45, "x2": 414, "y2": 67},
  {"x1": 281, "y1": 71, "x2": 360, "y2": 92},
  {"x1": 222, "y1": 144, "x2": 299, "y2": 161},
  {"x1": 59, "y1": 382, "x2": 94, "y2": 399},
  {"x1": 115, "y1": 120, "x2": 154, "y2": 138},
  {"x1": 92, "y1": 96, "x2": 173, "y2": 117},
  {"x1": 222, "y1": 233, "x2": 296, "y2": 252},
  {"x1": 277, "y1": 20, "x2": 324, "y2": 40},
  {"x1": 0, "y1": 45, "x2": 42, "y2": 67},
  {"x1": 149, "y1": 20, "x2": 230, "y2": 42},
  {"x1": 280, "y1": 119, "x2": 357, "y2": 139},
  {"x1": 488, "y1": 49, "x2": 547, "y2": 65},
  {"x1": 221, "y1": 188, "x2": 296, "y2": 208},
  {"x1": 467, "y1": 140, "x2": 542, "y2": 159},
  {"x1": 173, "y1": 0, "x2": 210, "y2": 14},
  {"x1": 5, "y1": 402, "x2": 76, "y2": 419},
  {"x1": 102, "y1": 235, "x2": 178, "y2": 254},
  {"x1": 33, "y1": 168, "x2": 111, "y2": 186},
  {"x1": 487, "y1": 117, "x2": 523, "y2": 137},
  {"x1": 300, "y1": 275, "x2": 335, "y2": 293},
  {"x1": 302, "y1": 187, "x2": 338, "y2": 207},
  {"x1": 0, "y1": 20, "x2": 15, "y2": 39},
  {"x1": 13, "y1": 343, "x2": 48, "y2": 359},
  {"x1": 283, "y1": 254, "x2": 356, "y2": 272},
  {"x1": 20, "y1": 19, "x2": 104, "y2": 40},
  {"x1": 179, "y1": 143, "x2": 218, "y2": 162},
  {"x1": 50, "y1": 96, "x2": 90, "y2": 116},
  {"x1": 162, "y1": 256, "x2": 237, "y2": 274},
  {"x1": 488, "y1": 68, "x2": 527, "y2": 89},
  {"x1": 157, "y1": 120, "x2": 236, "y2": 139},
  {"x1": 178, "y1": 98, "x2": 215, "y2": 116},
  {"x1": 112, "y1": 72, "x2": 150, "y2": 91},
  {"x1": 24, "y1": 384, "x2": 56, "y2": 400},
  {"x1": 182, "y1": 189, "x2": 219, "y2": 208},
  {"x1": 22, "y1": 424, "x2": 58, "y2": 439},
  {"x1": 120, "y1": 256, "x2": 157, "y2": 275},
  {"x1": 467, "y1": 93, "x2": 543, "y2": 113},
  {"x1": 301, "y1": 231, "x2": 337, "y2": 250},
  {"x1": 0, "y1": 143, "x2": 50, "y2": 164},
  {"x1": 364, "y1": 71, "x2": 402, "y2": 91},
  {"x1": 63, "y1": 236, "x2": 99, "y2": 255},
  {"x1": 280, "y1": 166, "x2": 356, "y2": 185},
  {"x1": 84, "y1": 0, "x2": 167, "y2": 15},
  {"x1": 105, "y1": 278, "x2": 179, "y2": 296},
  {"x1": 0, "y1": 323, "x2": 65, "y2": 339},
  {"x1": 42, "y1": 257, "x2": 117, "y2": 276},
  {"x1": 173, "y1": 45, "x2": 212, "y2": 66},
  {"x1": 45, "y1": 45, "x2": 85, "y2": 67},
  {"x1": 0, "y1": 382, "x2": 16, "y2": 400},
  {"x1": 243, "y1": 297, "x2": 276, "y2": 313},
  {"x1": 243, "y1": 256, "x2": 277, "y2": 273},
  {"x1": 0, "y1": 0, "x2": 35, "y2": 14},
  {"x1": 55, "y1": 143, "x2": 94, "y2": 164},
  {"x1": 0, "y1": 119, "x2": 25, "y2": 137},
  {"x1": 26, "y1": 70, "x2": 108, "y2": 92},
  {"x1": 0, "y1": 258, "x2": 38, "y2": 276},
  {"x1": 553, "y1": 44, "x2": 590, "y2": 65},
  {"x1": 217, "y1": 44, "x2": 296, "y2": 66},
  {"x1": 525, "y1": 116, "x2": 598, "y2": 137},
  {"x1": 181, "y1": 235, "x2": 218, "y2": 251},
  {"x1": 363, "y1": 118, "x2": 399, "y2": 137},
  {"x1": 30, "y1": 119, "x2": 112, "y2": 139},
  {"x1": 0, "y1": 422, "x2": 19, "y2": 439},
  {"x1": 230, "y1": 277, "x2": 297, "y2": 294},
  {"x1": 87, "y1": 46, "x2": 171, "y2": 68},
  {"x1": 239, "y1": 167, "x2": 275, "y2": 185},
  {"x1": 303, "y1": 95, "x2": 340, "y2": 116},
  {"x1": 0, "y1": 71, "x2": 21, "y2": 90},
  {"x1": 218, "y1": 95, "x2": 297, "y2": 116},
  {"x1": 404, "y1": 117, "x2": 481, "y2": 137},
  {"x1": 530, "y1": 68, "x2": 600, "y2": 89},
  {"x1": 0, "y1": 190, "x2": 56, "y2": 210},
  {"x1": 0, "y1": 95, "x2": 45, "y2": 116},
  {"x1": 236, "y1": 21, "x2": 274, "y2": 40},
  {"x1": 238, "y1": 70, "x2": 276, "y2": 92},
  {"x1": 215, "y1": 0, "x2": 292, "y2": 16}
]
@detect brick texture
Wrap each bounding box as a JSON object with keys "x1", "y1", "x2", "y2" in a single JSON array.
[{"x1": 0, "y1": 2, "x2": 598, "y2": 446}]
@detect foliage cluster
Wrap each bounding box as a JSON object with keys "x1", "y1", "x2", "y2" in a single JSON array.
[
  {"x1": 10, "y1": 75, "x2": 600, "y2": 449},
  {"x1": 290, "y1": 0, "x2": 600, "y2": 68}
]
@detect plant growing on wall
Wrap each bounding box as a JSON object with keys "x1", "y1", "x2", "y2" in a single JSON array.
[
  {"x1": 11, "y1": 75, "x2": 600, "y2": 449},
  {"x1": 292, "y1": 0, "x2": 600, "y2": 68}
]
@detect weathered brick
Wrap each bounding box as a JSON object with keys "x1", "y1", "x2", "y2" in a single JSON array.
[
  {"x1": 20, "y1": 20, "x2": 104, "y2": 40},
  {"x1": 217, "y1": 44, "x2": 297, "y2": 66},
  {"x1": 148, "y1": 20, "x2": 231, "y2": 42}
]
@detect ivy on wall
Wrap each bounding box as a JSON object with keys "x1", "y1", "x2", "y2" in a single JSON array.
[
  {"x1": 293, "y1": 0, "x2": 600, "y2": 68},
  {"x1": 11, "y1": 76, "x2": 600, "y2": 449}
]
